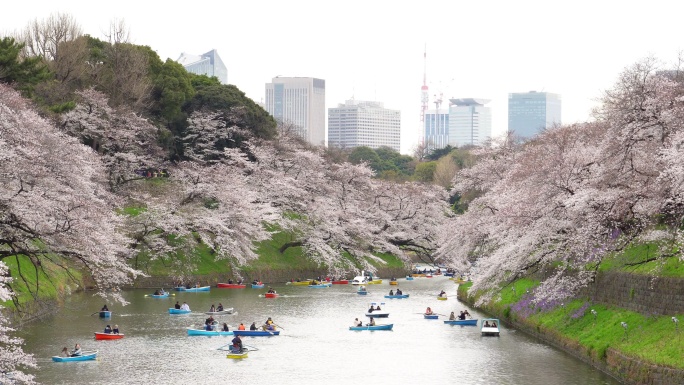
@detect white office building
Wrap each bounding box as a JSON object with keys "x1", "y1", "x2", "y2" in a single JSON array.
[
  {"x1": 448, "y1": 98, "x2": 492, "y2": 147},
  {"x1": 265, "y1": 77, "x2": 326, "y2": 146},
  {"x1": 328, "y1": 100, "x2": 401, "y2": 152}
]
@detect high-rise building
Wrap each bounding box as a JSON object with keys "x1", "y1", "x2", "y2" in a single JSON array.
[
  {"x1": 508, "y1": 91, "x2": 561, "y2": 139},
  {"x1": 177, "y1": 49, "x2": 228, "y2": 85},
  {"x1": 424, "y1": 110, "x2": 449, "y2": 151},
  {"x1": 265, "y1": 77, "x2": 326, "y2": 146},
  {"x1": 448, "y1": 98, "x2": 492, "y2": 147},
  {"x1": 328, "y1": 100, "x2": 401, "y2": 152}
]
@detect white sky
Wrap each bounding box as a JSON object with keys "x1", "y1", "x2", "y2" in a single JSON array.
[{"x1": 3, "y1": 0, "x2": 683, "y2": 154}]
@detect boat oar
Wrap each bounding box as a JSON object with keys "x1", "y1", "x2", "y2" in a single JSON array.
[
  {"x1": 89, "y1": 311, "x2": 99, "y2": 316},
  {"x1": 274, "y1": 324, "x2": 285, "y2": 330}
]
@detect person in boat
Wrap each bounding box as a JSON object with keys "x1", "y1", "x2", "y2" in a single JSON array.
[
  {"x1": 359, "y1": 285, "x2": 366, "y2": 292},
  {"x1": 250, "y1": 322, "x2": 257, "y2": 331},
  {"x1": 449, "y1": 312, "x2": 456, "y2": 320},
  {"x1": 439, "y1": 290, "x2": 446, "y2": 297},
  {"x1": 484, "y1": 321, "x2": 491, "y2": 327},
  {"x1": 267, "y1": 287, "x2": 276, "y2": 294},
  {"x1": 375, "y1": 305, "x2": 381, "y2": 310},
  {"x1": 425, "y1": 307, "x2": 433, "y2": 315},
  {"x1": 180, "y1": 302, "x2": 190, "y2": 311},
  {"x1": 389, "y1": 289, "x2": 394, "y2": 296},
  {"x1": 228, "y1": 279, "x2": 233, "y2": 284},
  {"x1": 222, "y1": 323, "x2": 230, "y2": 332},
  {"x1": 367, "y1": 317, "x2": 376, "y2": 326},
  {"x1": 205, "y1": 316, "x2": 216, "y2": 327},
  {"x1": 154, "y1": 289, "x2": 161, "y2": 295},
  {"x1": 104, "y1": 325, "x2": 112, "y2": 334},
  {"x1": 396, "y1": 289, "x2": 403, "y2": 295},
  {"x1": 174, "y1": 301, "x2": 181, "y2": 310},
  {"x1": 209, "y1": 304, "x2": 216, "y2": 312},
  {"x1": 217, "y1": 303, "x2": 224, "y2": 312},
  {"x1": 464, "y1": 310, "x2": 471, "y2": 318},
  {"x1": 185, "y1": 283, "x2": 192, "y2": 289},
  {"x1": 367, "y1": 305, "x2": 374, "y2": 313},
  {"x1": 491, "y1": 321, "x2": 498, "y2": 328},
  {"x1": 61, "y1": 347, "x2": 69, "y2": 357},
  {"x1": 237, "y1": 279, "x2": 243, "y2": 285},
  {"x1": 70, "y1": 343, "x2": 82, "y2": 357},
  {"x1": 238, "y1": 323, "x2": 246, "y2": 330},
  {"x1": 458, "y1": 311, "x2": 466, "y2": 320},
  {"x1": 101, "y1": 305, "x2": 109, "y2": 312},
  {"x1": 113, "y1": 325, "x2": 120, "y2": 334},
  {"x1": 353, "y1": 318, "x2": 361, "y2": 327},
  {"x1": 252, "y1": 279, "x2": 259, "y2": 285},
  {"x1": 205, "y1": 323, "x2": 213, "y2": 331},
  {"x1": 232, "y1": 334, "x2": 243, "y2": 352}
]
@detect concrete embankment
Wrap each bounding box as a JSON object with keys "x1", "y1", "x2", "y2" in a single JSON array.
[{"x1": 458, "y1": 272, "x2": 684, "y2": 385}]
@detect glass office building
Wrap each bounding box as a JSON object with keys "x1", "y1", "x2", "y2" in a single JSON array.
[
  {"x1": 424, "y1": 110, "x2": 449, "y2": 151},
  {"x1": 177, "y1": 49, "x2": 228, "y2": 85},
  {"x1": 265, "y1": 77, "x2": 326, "y2": 146},
  {"x1": 508, "y1": 91, "x2": 561, "y2": 139}
]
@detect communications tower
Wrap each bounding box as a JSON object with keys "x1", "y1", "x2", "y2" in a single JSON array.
[{"x1": 420, "y1": 46, "x2": 429, "y2": 128}]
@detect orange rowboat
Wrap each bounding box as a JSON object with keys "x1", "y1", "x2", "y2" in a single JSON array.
[{"x1": 94, "y1": 332, "x2": 124, "y2": 340}]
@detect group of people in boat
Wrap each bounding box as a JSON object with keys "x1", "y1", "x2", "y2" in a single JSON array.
[
  {"x1": 174, "y1": 301, "x2": 191, "y2": 311},
  {"x1": 103, "y1": 324, "x2": 120, "y2": 334},
  {"x1": 388, "y1": 289, "x2": 403, "y2": 295},
  {"x1": 207, "y1": 303, "x2": 225, "y2": 312},
  {"x1": 267, "y1": 287, "x2": 276, "y2": 294},
  {"x1": 352, "y1": 316, "x2": 376, "y2": 327},
  {"x1": 448, "y1": 310, "x2": 472, "y2": 320},
  {"x1": 61, "y1": 343, "x2": 82, "y2": 357},
  {"x1": 367, "y1": 304, "x2": 382, "y2": 313},
  {"x1": 226, "y1": 279, "x2": 243, "y2": 285},
  {"x1": 483, "y1": 320, "x2": 498, "y2": 328}
]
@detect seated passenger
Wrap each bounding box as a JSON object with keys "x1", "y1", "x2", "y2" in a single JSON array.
[
  {"x1": 222, "y1": 323, "x2": 230, "y2": 332},
  {"x1": 425, "y1": 307, "x2": 433, "y2": 315},
  {"x1": 389, "y1": 290, "x2": 394, "y2": 296},
  {"x1": 113, "y1": 325, "x2": 120, "y2": 334},
  {"x1": 104, "y1": 325, "x2": 112, "y2": 334},
  {"x1": 484, "y1": 321, "x2": 490, "y2": 327},
  {"x1": 209, "y1": 304, "x2": 216, "y2": 312},
  {"x1": 458, "y1": 311, "x2": 466, "y2": 320},
  {"x1": 449, "y1": 312, "x2": 456, "y2": 320},
  {"x1": 250, "y1": 322, "x2": 257, "y2": 331}
]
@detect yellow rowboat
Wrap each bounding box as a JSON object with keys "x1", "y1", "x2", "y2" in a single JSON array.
[
  {"x1": 389, "y1": 281, "x2": 398, "y2": 285},
  {"x1": 367, "y1": 279, "x2": 382, "y2": 284},
  {"x1": 437, "y1": 296, "x2": 448, "y2": 300},
  {"x1": 412, "y1": 274, "x2": 426, "y2": 278},
  {"x1": 291, "y1": 281, "x2": 313, "y2": 286},
  {"x1": 227, "y1": 351, "x2": 248, "y2": 359}
]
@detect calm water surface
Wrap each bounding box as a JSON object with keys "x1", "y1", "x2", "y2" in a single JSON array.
[{"x1": 19, "y1": 277, "x2": 621, "y2": 385}]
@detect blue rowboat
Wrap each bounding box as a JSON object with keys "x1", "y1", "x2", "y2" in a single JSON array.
[
  {"x1": 308, "y1": 284, "x2": 330, "y2": 288},
  {"x1": 349, "y1": 324, "x2": 393, "y2": 331},
  {"x1": 174, "y1": 287, "x2": 186, "y2": 291},
  {"x1": 384, "y1": 294, "x2": 409, "y2": 299},
  {"x1": 169, "y1": 308, "x2": 191, "y2": 314},
  {"x1": 405, "y1": 276, "x2": 414, "y2": 281},
  {"x1": 99, "y1": 311, "x2": 111, "y2": 318},
  {"x1": 443, "y1": 319, "x2": 478, "y2": 326},
  {"x1": 232, "y1": 330, "x2": 280, "y2": 336},
  {"x1": 183, "y1": 286, "x2": 210, "y2": 292},
  {"x1": 424, "y1": 314, "x2": 439, "y2": 319},
  {"x1": 150, "y1": 292, "x2": 169, "y2": 298},
  {"x1": 187, "y1": 328, "x2": 234, "y2": 336},
  {"x1": 251, "y1": 283, "x2": 264, "y2": 289},
  {"x1": 52, "y1": 351, "x2": 98, "y2": 362}
]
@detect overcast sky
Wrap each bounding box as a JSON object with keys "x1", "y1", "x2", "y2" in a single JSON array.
[{"x1": 3, "y1": 0, "x2": 683, "y2": 154}]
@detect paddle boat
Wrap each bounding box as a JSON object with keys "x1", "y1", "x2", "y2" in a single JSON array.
[
  {"x1": 149, "y1": 292, "x2": 170, "y2": 298},
  {"x1": 384, "y1": 294, "x2": 409, "y2": 299},
  {"x1": 265, "y1": 292, "x2": 279, "y2": 298},
  {"x1": 290, "y1": 280, "x2": 313, "y2": 286},
  {"x1": 232, "y1": 329, "x2": 280, "y2": 336},
  {"x1": 437, "y1": 296, "x2": 448, "y2": 301},
  {"x1": 424, "y1": 314, "x2": 439, "y2": 319},
  {"x1": 184, "y1": 286, "x2": 210, "y2": 292},
  {"x1": 349, "y1": 323, "x2": 393, "y2": 331},
  {"x1": 94, "y1": 332, "x2": 124, "y2": 340},
  {"x1": 227, "y1": 351, "x2": 249, "y2": 359},
  {"x1": 169, "y1": 308, "x2": 192, "y2": 314},
  {"x1": 405, "y1": 275, "x2": 414, "y2": 281},
  {"x1": 426, "y1": 274, "x2": 433, "y2": 278},
  {"x1": 444, "y1": 319, "x2": 478, "y2": 326},
  {"x1": 481, "y1": 318, "x2": 501, "y2": 336},
  {"x1": 187, "y1": 328, "x2": 234, "y2": 336},
  {"x1": 217, "y1": 283, "x2": 246, "y2": 289},
  {"x1": 99, "y1": 311, "x2": 112, "y2": 318},
  {"x1": 365, "y1": 302, "x2": 389, "y2": 318},
  {"x1": 389, "y1": 280, "x2": 398, "y2": 285},
  {"x1": 357, "y1": 286, "x2": 368, "y2": 295},
  {"x1": 367, "y1": 279, "x2": 382, "y2": 284},
  {"x1": 204, "y1": 308, "x2": 234, "y2": 315},
  {"x1": 331, "y1": 279, "x2": 349, "y2": 284},
  {"x1": 52, "y1": 351, "x2": 98, "y2": 362},
  {"x1": 251, "y1": 282, "x2": 264, "y2": 289},
  {"x1": 411, "y1": 273, "x2": 426, "y2": 278},
  {"x1": 351, "y1": 274, "x2": 370, "y2": 285}
]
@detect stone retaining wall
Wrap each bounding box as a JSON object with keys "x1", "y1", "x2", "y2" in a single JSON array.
[{"x1": 588, "y1": 272, "x2": 684, "y2": 315}]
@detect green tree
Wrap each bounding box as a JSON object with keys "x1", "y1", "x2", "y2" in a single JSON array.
[
  {"x1": 151, "y1": 59, "x2": 195, "y2": 125},
  {"x1": 348, "y1": 146, "x2": 381, "y2": 170},
  {"x1": 0, "y1": 37, "x2": 50, "y2": 96},
  {"x1": 414, "y1": 161, "x2": 437, "y2": 182},
  {"x1": 426, "y1": 145, "x2": 455, "y2": 161}
]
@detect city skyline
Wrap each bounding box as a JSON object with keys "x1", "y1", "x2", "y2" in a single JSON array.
[{"x1": 2, "y1": 0, "x2": 683, "y2": 154}]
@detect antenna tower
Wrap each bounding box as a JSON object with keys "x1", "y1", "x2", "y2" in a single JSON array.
[{"x1": 420, "y1": 45, "x2": 429, "y2": 126}]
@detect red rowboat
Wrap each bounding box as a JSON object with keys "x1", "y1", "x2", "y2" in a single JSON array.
[
  {"x1": 217, "y1": 283, "x2": 246, "y2": 288},
  {"x1": 331, "y1": 280, "x2": 349, "y2": 284},
  {"x1": 94, "y1": 332, "x2": 124, "y2": 340},
  {"x1": 264, "y1": 293, "x2": 279, "y2": 298}
]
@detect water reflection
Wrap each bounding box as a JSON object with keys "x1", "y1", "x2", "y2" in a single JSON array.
[{"x1": 18, "y1": 278, "x2": 620, "y2": 385}]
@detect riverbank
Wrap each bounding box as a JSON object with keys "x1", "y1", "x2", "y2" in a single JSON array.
[{"x1": 457, "y1": 274, "x2": 684, "y2": 385}]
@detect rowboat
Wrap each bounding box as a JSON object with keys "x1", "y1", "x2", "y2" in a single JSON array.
[
  {"x1": 99, "y1": 311, "x2": 111, "y2": 318},
  {"x1": 290, "y1": 281, "x2": 312, "y2": 286},
  {"x1": 349, "y1": 324, "x2": 393, "y2": 331},
  {"x1": 405, "y1": 276, "x2": 414, "y2": 281},
  {"x1": 443, "y1": 319, "x2": 478, "y2": 326},
  {"x1": 389, "y1": 280, "x2": 398, "y2": 285},
  {"x1": 411, "y1": 273, "x2": 426, "y2": 278},
  {"x1": 437, "y1": 296, "x2": 448, "y2": 301},
  {"x1": 424, "y1": 314, "x2": 439, "y2": 319},
  {"x1": 149, "y1": 293, "x2": 169, "y2": 298},
  {"x1": 187, "y1": 328, "x2": 234, "y2": 336},
  {"x1": 308, "y1": 283, "x2": 330, "y2": 288},
  {"x1": 357, "y1": 290, "x2": 368, "y2": 295},
  {"x1": 384, "y1": 294, "x2": 409, "y2": 299},
  {"x1": 94, "y1": 332, "x2": 124, "y2": 340},
  {"x1": 169, "y1": 308, "x2": 191, "y2": 314},
  {"x1": 52, "y1": 351, "x2": 98, "y2": 362},
  {"x1": 265, "y1": 293, "x2": 279, "y2": 298},
  {"x1": 184, "y1": 286, "x2": 210, "y2": 292},
  {"x1": 426, "y1": 274, "x2": 433, "y2": 278},
  {"x1": 227, "y1": 351, "x2": 249, "y2": 359},
  {"x1": 331, "y1": 280, "x2": 349, "y2": 284},
  {"x1": 204, "y1": 309, "x2": 234, "y2": 315},
  {"x1": 217, "y1": 283, "x2": 246, "y2": 289},
  {"x1": 251, "y1": 283, "x2": 264, "y2": 289},
  {"x1": 481, "y1": 318, "x2": 501, "y2": 336},
  {"x1": 232, "y1": 330, "x2": 280, "y2": 336},
  {"x1": 367, "y1": 279, "x2": 382, "y2": 284}
]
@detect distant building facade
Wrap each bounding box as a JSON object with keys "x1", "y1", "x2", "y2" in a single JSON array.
[
  {"x1": 448, "y1": 98, "x2": 492, "y2": 147},
  {"x1": 328, "y1": 100, "x2": 401, "y2": 152},
  {"x1": 424, "y1": 110, "x2": 450, "y2": 151},
  {"x1": 265, "y1": 77, "x2": 326, "y2": 146},
  {"x1": 177, "y1": 49, "x2": 228, "y2": 84},
  {"x1": 508, "y1": 91, "x2": 561, "y2": 139}
]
